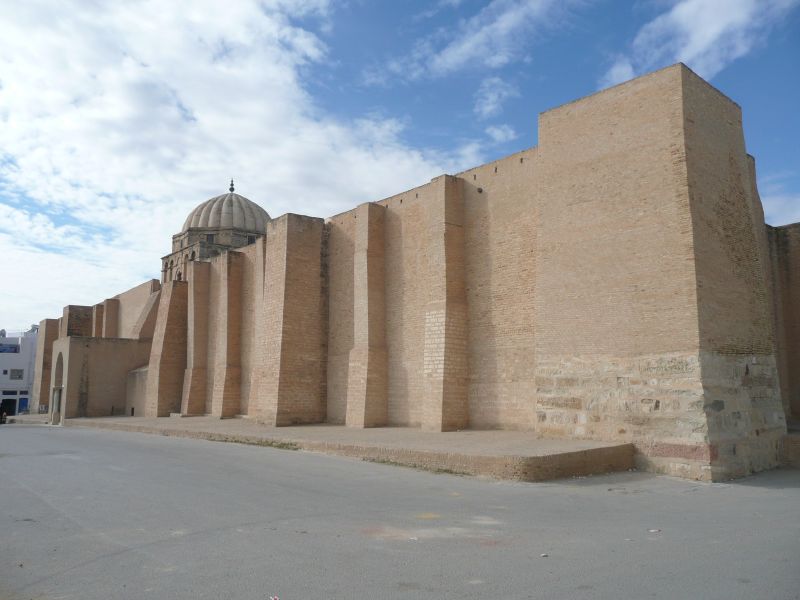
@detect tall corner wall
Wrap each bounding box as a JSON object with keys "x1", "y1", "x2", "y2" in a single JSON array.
[
  {"x1": 681, "y1": 67, "x2": 787, "y2": 479},
  {"x1": 533, "y1": 64, "x2": 712, "y2": 478}
]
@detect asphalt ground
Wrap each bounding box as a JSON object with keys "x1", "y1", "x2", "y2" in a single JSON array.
[{"x1": 1, "y1": 424, "x2": 799, "y2": 599}]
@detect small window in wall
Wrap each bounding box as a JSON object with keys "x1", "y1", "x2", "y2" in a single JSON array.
[
  {"x1": 10, "y1": 369, "x2": 23, "y2": 380},
  {"x1": 2, "y1": 390, "x2": 17, "y2": 395},
  {"x1": 190, "y1": 251, "x2": 196, "y2": 261},
  {"x1": 2, "y1": 369, "x2": 7, "y2": 375},
  {"x1": 247, "y1": 235, "x2": 256, "y2": 245},
  {"x1": 19, "y1": 390, "x2": 28, "y2": 395},
  {"x1": 206, "y1": 234, "x2": 215, "y2": 243}
]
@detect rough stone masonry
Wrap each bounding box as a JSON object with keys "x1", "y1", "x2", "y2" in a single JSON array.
[{"x1": 31, "y1": 64, "x2": 799, "y2": 481}]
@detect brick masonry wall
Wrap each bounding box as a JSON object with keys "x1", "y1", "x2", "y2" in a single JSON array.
[
  {"x1": 345, "y1": 202, "x2": 388, "y2": 427},
  {"x1": 181, "y1": 260, "x2": 209, "y2": 415},
  {"x1": 55, "y1": 337, "x2": 150, "y2": 419},
  {"x1": 144, "y1": 281, "x2": 188, "y2": 417},
  {"x1": 114, "y1": 279, "x2": 161, "y2": 338},
  {"x1": 61, "y1": 305, "x2": 93, "y2": 338},
  {"x1": 253, "y1": 215, "x2": 326, "y2": 425},
  {"x1": 251, "y1": 217, "x2": 288, "y2": 422},
  {"x1": 204, "y1": 250, "x2": 222, "y2": 414},
  {"x1": 31, "y1": 318, "x2": 59, "y2": 411},
  {"x1": 461, "y1": 148, "x2": 538, "y2": 429},
  {"x1": 325, "y1": 210, "x2": 356, "y2": 424},
  {"x1": 210, "y1": 250, "x2": 243, "y2": 418},
  {"x1": 125, "y1": 366, "x2": 148, "y2": 417},
  {"x1": 31, "y1": 63, "x2": 794, "y2": 481},
  {"x1": 238, "y1": 241, "x2": 261, "y2": 416},
  {"x1": 532, "y1": 65, "x2": 711, "y2": 477},
  {"x1": 275, "y1": 215, "x2": 327, "y2": 424},
  {"x1": 421, "y1": 175, "x2": 469, "y2": 431},
  {"x1": 681, "y1": 67, "x2": 787, "y2": 478},
  {"x1": 376, "y1": 184, "x2": 429, "y2": 425},
  {"x1": 129, "y1": 290, "x2": 161, "y2": 340},
  {"x1": 768, "y1": 223, "x2": 800, "y2": 419},
  {"x1": 768, "y1": 223, "x2": 800, "y2": 420},
  {"x1": 92, "y1": 304, "x2": 104, "y2": 337},
  {"x1": 102, "y1": 298, "x2": 120, "y2": 338}
]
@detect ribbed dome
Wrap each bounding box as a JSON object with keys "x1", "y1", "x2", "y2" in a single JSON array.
[{"x1": 182, "y1": 192, "x2": 270, "y2": 233}]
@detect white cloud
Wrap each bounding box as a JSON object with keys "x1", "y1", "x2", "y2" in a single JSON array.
[
  {"x1": 371, "y1": 0, "x2": 579, "y2": 83},
  {"x1": 759, "y1": 173, "x2": 800, "y2": 226},
  {"x1": 0, "y1": 0, "x2": 484, "y2": 329},
  {"x1": 485, "y1": 125, "x2": 518, "y2": 144},
  {"x1": 474, "y1": 77, "x2": 519, "y2": 119},
  {"x1": 414, "y1": 0, "x2": 466, "y2": 21},
  {"x1": 601, "y1": 0, "x2": 800, "y2": 87}
]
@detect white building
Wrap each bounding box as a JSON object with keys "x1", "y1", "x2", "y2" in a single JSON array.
[{"x1": 0, "y1": 325, "x2": 38, "y2": 415}]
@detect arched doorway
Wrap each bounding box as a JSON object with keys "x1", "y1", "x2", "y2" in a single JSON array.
[{"x1": 51, "y1": 353, "x2": 64, "y2": 425}]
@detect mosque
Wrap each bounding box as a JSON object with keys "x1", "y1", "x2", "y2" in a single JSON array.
[{"x1": 30, "y1": 64, "x2": 799, "y2": 481}]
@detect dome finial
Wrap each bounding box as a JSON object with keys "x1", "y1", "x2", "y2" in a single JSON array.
[{"x1": 229, "y1": 178, "x2": 235, "y2": 193}]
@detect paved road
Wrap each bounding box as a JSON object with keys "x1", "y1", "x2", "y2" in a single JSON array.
[{"x1": 1, "y1": 425, "x2": 798, "y2": 600}]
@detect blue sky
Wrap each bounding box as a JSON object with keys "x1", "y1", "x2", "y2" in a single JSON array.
[{"x1": 1, "y1": 0, "x2": 799, "y2": 329}]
